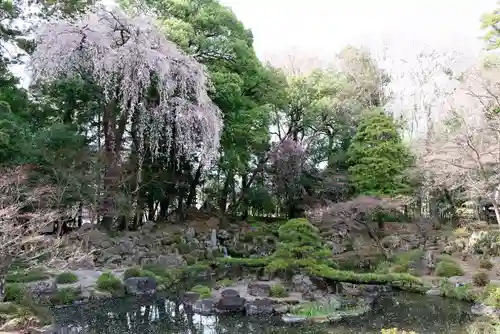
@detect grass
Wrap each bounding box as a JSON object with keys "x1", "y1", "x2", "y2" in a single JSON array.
[{"x1": 290, "y1": 300, "x2": 340, "y2": 317}]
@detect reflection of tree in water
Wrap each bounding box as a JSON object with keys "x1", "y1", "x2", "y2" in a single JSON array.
[{"x1": 52, "y1": 293, "x2": 473, "y2": 334}]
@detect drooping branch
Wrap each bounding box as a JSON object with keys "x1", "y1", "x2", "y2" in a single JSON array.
[{"x1": 30, "y1": 7, "x2": 222, "y2": 163}]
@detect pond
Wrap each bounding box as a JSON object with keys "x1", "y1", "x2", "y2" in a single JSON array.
[{"x1": 49, "y1": 291, "x2": 475, "y2": 334}]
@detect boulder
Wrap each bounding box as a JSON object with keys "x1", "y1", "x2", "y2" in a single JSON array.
[
  {"x1": 220, "y1": 288, "x2": 240, "y2": 298},
  {"x1": 245, "y1": 298, "x2": 274, "y2": 316},
  {"x1": 124, "y1": 277, "x2": 157, "y2": 296},
  {"x1": 291, "y1": 274, "x2": 315, "y2": 294},
  {"x1": 215, "y1": 296, "x2": 246, "y2": 313},
  {"x1": 247, "y1": 282, "x2": 271, "y2": 297},
  {"x1": 25, "y1": 279, "x2": 57, "y2": 301}
]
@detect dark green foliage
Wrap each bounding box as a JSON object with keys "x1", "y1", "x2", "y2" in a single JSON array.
[
  {"x1": 266, "y1": 218, "x2": 335, "y2": 274},
  {"x1": 347, "y1": 109, "x2": 413, "y2": 196}
]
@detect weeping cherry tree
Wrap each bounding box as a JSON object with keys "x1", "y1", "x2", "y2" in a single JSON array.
[{"x1": 30, "y1": 7, "x2": 222, "y2": 229}]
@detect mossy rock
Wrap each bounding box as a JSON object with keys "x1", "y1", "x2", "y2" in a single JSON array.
[
  {"x1": 96, "y1": 272, "x2": 124, "y2": 295},
  {"x1": 55, "y1": 272, "x2": 78, "y2": 284}
]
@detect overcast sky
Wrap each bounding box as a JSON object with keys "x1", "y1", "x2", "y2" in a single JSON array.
[{"x1": 219, "y1": 0, "x2": 496, "y2": 66}]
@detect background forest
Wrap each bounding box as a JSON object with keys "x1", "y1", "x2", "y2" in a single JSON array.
[{"x1": 2, "y1": 0, "x2": 500, "y2": 233}]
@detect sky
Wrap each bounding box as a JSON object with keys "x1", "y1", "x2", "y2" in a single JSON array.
[{"x1": 219, "y1": 0, "x2": 497, "y2": 67}]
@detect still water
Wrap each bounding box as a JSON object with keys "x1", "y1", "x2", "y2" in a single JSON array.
[{"x1": 51, "y1": 292, "x2": 474, "y2": 334}]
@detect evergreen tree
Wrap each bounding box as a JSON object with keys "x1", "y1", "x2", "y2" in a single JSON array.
[{"x1": 347, "y1": 109, "x2": 412, "y2": 196}]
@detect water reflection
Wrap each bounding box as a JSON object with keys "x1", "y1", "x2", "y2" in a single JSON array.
[{"x1": 51, "y1": 292, "x2": 474, "y2": 334}]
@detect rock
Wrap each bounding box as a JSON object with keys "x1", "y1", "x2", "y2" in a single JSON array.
[
  {"x1": 156, "y1": 254, "x2": 186, "y2": 268},
  {"x1": 245, "y1": 298, "x2": 274, "y2": 316},
  {"x1": 282, "y1": 314, "x2": 307, "y2": 324},
  {"x1": 247, "y1": 282, "x2": 271, "y2": 297},
  {"x1": 182, "y1": 292, "x2": 200, "y2": 306},
  {"x1": 423, "y1": 250, "x2": 436, "y2": 273},
  {"x1": 291, "y1": 274, "x2": 315, "y2": 294},
  {"x1": 426, "y1": 288, "x2": 442, "y2": 296},
  {"x1": 141, "y1": 221, "x2": 155, "y2": 232},
  {"x1": 124, "y1": 277, "x2": 157, "y2": 296},
  {"x1": 215, "y1": 296, "x2": 246, "y2": 313},
  {"x1": 447, "y1": 276, "x2": 472, "y2": 286},
  {"x1": 273, "y1": 304, "x2": 289, "y2": 314},
  {"x1": 218, "y1": 229, "x2": 231, "y2": 240},
  {"x1": 185, "y1": 227, "x2": 196, "y2": 241},
  {"x1": 193, "y1": 299, "x2": 215, "y2": 316},
  {"x1": 471, "y1": 303, "x2": 499, "y2": 316},
  {"x1": 25, "y1": 279, "x2": 57, "y2": 300},
  {"x1": 220, "y1": 288, "x2": 240, "y2": 298}
]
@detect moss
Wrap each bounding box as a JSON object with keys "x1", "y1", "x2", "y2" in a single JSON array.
[
  {"x1": 435, "y1": 260, "x2": 464, "y2": 277},
  {"x1": 4, "y1": 284, "x2": 25, "y2": 303},
  {"x1": 269, "y1": 283, "x2": 288, "y2": 298},
  {"x1": 190, "y1": 285, "x2": 211, "y2": 298},
  {"x1": 217, "y1": 257, "x2": 270, "y2": 267},
  {"x1": 472, "y1": 271, "x2": 490, "y2": 287},
  {"x1": 55, "y1": 272, "x2": 78, "y2": 284},
  {"x1": 6, "y1": 268, "x2": 51, "y2": 283},
  {"x1": 96, "y1": 272, "x2": 124, "y2": 295},
  {"x1": 50, "y1": 288, "x2": 78, "y2": 305}
]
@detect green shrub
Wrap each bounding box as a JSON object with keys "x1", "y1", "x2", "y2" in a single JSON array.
[
  {"x1": 55, "y1": 272, "x2": 78, "y2": 284},
  {"x1": 270, "y1": 283, "x2": 288, "y2": 298},
  {"x1": 435, "y1": 260, "x2": 464, "y2": 277},
  {"x1": 50, "y1": 288, "x2": 78, "y2": 305},
  {"x1": 484, "y1": 284, "x2": 500, "y2": 308},
  {"x1": 96, "y1": 272, "x2": 124, "y2": 295},
  {"x1": 480, "y1": 258, "x2": 494, "y2": 270},
  {"x1": 190, "y1": 285, "x2": 211, "y2": 298},
  {"x1": 4, "y1": 284, "x2": 25, "y2": 302},
  {"x1": 439, "y1": 280, "x2": 476, "y2": 301},
  {"x1": 123, "y1": 267, "x2": 143, "y2": 280},
  {"x1": 473, "y1": 271, "x2": 490, "y2": 287}
]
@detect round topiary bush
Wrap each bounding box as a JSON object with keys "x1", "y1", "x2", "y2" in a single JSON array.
[
  {"x1": 55, "y1": 272, "x2": 78, "y2": 284},
  {"x1": 123, "y1": 267, "x2": 143, "y2": 280},
  {"x1": 96, "y1": 272, "x2": 124, "y2": 295},
  {"x1": 472, "y1": 271, "x2": 490, "y2": 287},
  {"x1": 435, "y1": 260, "x2": 464, "y2": 277}
]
